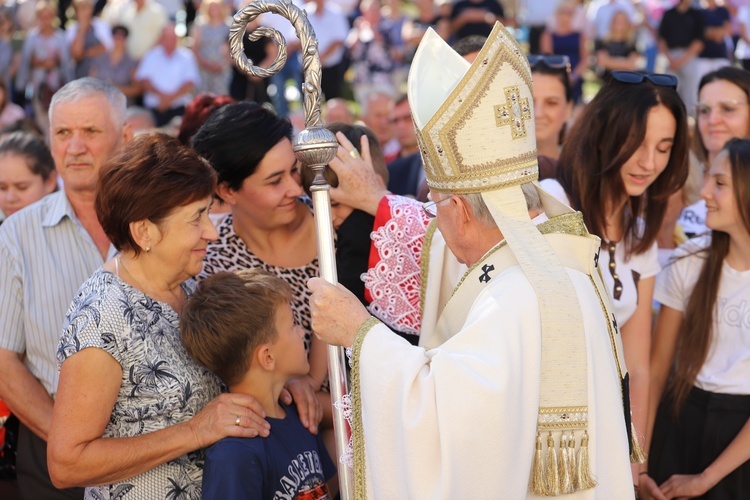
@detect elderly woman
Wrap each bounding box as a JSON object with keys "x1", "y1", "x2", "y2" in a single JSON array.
[{"x1": 47, "y1": 133, "x2": 268, "y2": 498}]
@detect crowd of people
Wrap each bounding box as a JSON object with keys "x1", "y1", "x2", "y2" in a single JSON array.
[{"x1": 0, "y1": 0, "x2": 749, "y2": 499}]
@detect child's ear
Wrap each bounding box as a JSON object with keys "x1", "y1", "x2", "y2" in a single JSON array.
[{"x1": 256, "y1": 344, "x2": 276, "y2": 371}]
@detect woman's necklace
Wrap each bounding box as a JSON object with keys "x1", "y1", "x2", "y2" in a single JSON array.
[
  {"x1": 116, "y1": 255, "x2": 184, "y2": 308},
  {"x1": 116, "y1": 255, "x2": 147, "y2": 291}
]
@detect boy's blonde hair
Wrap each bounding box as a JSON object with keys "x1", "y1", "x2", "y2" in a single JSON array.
[{"x1": 180, "y1": 270, "x2": 292, "y2": 386}]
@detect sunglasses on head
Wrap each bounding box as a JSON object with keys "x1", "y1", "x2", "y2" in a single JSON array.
[
  {"x1": 528, "y1": 55, "x2": 571, "y2": 72},
  {"x1": 609, "y1": 71, "x2": 678, "y2": 90}
]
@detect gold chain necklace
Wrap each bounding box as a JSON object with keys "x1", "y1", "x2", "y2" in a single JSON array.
[{"x1": 116, "y1": 255, "x2": 184, "y2": 307}]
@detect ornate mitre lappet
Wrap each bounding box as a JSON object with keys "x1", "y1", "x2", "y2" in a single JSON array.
[{"x1": 408, "y1": 23, "x2": 603, "y2": 495}]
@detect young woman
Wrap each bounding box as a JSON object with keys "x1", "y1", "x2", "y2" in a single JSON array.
[
  {"x1": 0, "y1": 131, "x2": 57, "y2": 220},
  {"x1": 191, "y1": 101, "x2": 325, "y2": 431},
  {"x1": 678, "y1": 67, "x2": 750, "y2": 239},
  {"x1": 540, "y1": 71, "x2": 689, "y2": 489},
  {"x1": 594, "y1": 10, "x2": 638, "y2": 81},
  {"x1": 529, "y1": 54, "x2": 573, "y2": 162},
  {"x1": 643, "y1": 138, "x2": 750, "y2": 499}
]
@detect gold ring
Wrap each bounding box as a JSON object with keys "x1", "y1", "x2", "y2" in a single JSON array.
[
  {"x1": 235, "y1": 417, "x2": 241, "y2": 426},
  {"x1": 349, "y1": 149, "x2": 360, "y2": 159}
]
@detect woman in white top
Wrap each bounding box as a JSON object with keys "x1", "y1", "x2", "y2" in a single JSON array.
[
  {"x1": 540, "y1": 71, "x2": 690, "y2": 489},
  {"x1": 678, "y1": 67, "x2": 750, "y2": 239},
  {"x1": 643, "y1": 138, "x2": 750, "y2": 499}
]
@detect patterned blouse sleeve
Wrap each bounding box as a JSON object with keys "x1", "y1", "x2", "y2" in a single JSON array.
[{"x1": 58, "y1": 276, "x2": 128, "y2": 367}]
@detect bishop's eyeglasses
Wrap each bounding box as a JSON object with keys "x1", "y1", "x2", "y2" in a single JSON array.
[{"x1": 422, "y1": 197, "x2": 452, "y2": 218}]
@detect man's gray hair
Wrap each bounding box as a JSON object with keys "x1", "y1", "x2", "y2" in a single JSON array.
[
  {"x1": 460, "y1": 182, "x2": 541, "y2": 228},
  {"x1": 361, "y1": 89, "x2": 394, "y2": 118},
  {"x1": 49, "y1": 77, "x2": 127, "y2": 129}
]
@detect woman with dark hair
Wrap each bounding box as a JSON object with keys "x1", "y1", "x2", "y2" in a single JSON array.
[
  {"x1": 191, "y1": 101, "x2": 324, "y2": 431},
  {"x1": 643, "y1": 138, "x2": 750, "y2": 499},
  {"x1": 0, "y1": 131, "x2": 57, "y2": 219},
  {"x1": 47, "y1": 133, "x2": 268, "y2": 498},
  {"x1": 528, "y1": 54, "x2": 573, "y2": 162},
  {"x1": 677, "y1": 67, "x2": 750, "y2": 239},
  {"x1": 540, "y1": 71, "x2": 690, "y2": 489}
]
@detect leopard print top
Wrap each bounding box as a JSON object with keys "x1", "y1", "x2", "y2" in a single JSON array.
[{"x1": 198, "y1": 211, "x2": 319, "y2": 354}]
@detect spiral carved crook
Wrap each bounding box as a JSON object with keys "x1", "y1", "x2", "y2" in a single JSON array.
[{"x1": 229, "y1": 0, "x2": 325, "y2": 128}]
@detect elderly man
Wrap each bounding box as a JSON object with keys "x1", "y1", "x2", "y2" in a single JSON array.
[
  {"x1": 309, "y1": 24, "x2": 636, "y2": 498},
  {"x1": 0, "y1": 78, "x2": 132, "y2": 499},
  {"x1": 360, "y1": 91, "x2": 399, "y2": 162},
  {"x1": 136, "y1": 23, "x2": 201, "y2": 127}
]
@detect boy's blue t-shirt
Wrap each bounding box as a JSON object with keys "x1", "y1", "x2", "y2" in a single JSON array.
[{"x1": 202, "y1": 402, "x2": 337, "y2": 499}]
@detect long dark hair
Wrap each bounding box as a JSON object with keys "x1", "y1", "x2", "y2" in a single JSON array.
[
  {"x1": 557, "y1": 78, "x2": 689, "y2": 254},
  {"x1": 669, "y1": 138, "x2": 750, "y2": 411}
]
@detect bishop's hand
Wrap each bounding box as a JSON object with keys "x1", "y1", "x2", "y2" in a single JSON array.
[
  {"x1": 328, "y1": 131, "x2": 389, "y2": 216},
  {"x1": 308, "y1": 277, "x2": 372, "y2": 347}
]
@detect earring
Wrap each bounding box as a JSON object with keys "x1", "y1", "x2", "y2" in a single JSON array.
[{"x1": 145, "y1": 246, "x2": 151, "y2": 253}]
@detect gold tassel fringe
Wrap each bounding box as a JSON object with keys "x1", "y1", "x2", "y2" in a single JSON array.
[
  {"x1": 530, "y1": 429, "x2": 601, "y2": 496},
  {"x1": 574, "y1": 431, "x2": 597, "y2": 490},
  {"x1": 530, "y1": 432, "x2": 545, "y2": 495},
  {"x1": 630, "y1": 422, "x2": 647, "y2": 464},
  {"x1": 567, "y1": 433, "x2": 576, "y2": 483},
  {"x1": 545, "y1": 432, "x2": 560, "y2": 495},
  {"x1": 558, "y1": 433, "x2": 572, "y2": 494}
]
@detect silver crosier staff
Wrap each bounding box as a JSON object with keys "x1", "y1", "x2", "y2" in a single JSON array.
[{"x1": 229, "y1": 2, "x2": 353, "y2": 498}]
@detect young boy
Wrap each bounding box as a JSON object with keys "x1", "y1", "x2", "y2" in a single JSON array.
[{"x1": 180, "y1": 269, "x2": 337, "y2": 499}]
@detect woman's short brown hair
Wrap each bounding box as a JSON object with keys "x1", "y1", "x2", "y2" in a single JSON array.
[
  {"x1": 180, "y1": 269, "x2": 293, "y2": 386},
  {"x1": 96, "y1": 132, "x2": 216, "y2": 255}
]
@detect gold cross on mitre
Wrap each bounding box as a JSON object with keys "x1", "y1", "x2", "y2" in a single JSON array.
[{"x1": 494, "y1": 85, "x2": 531, "y2": 139}]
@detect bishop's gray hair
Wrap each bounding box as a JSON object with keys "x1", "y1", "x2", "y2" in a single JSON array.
[{"x1": 459, "y1": 183, "x2": 542, "y2": 228}]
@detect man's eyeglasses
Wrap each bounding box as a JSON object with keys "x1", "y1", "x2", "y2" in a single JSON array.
[
  {"x1": 528, "y1": 55, "x2": 571, "y2": 73},
  {"x1": 695, "y1": 100, "x2": 749, "y2": 119},
  {"x1": 422, "y1": 197, "x2": 452, "y2": 218},
  {"x1": 609, "y1": 71, "x2": 678, "y2": 90}
]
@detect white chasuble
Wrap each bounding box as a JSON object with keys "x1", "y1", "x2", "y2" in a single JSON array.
[{"x1": 349, "y1": 215, "x2": 634, "y2": 499}]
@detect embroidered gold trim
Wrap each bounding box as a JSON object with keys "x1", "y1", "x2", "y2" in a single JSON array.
[
  {"x1": 537, "y1": 406, "x2": 589, "y2": 431},
  {"x1": 415, "y1": 24, "x2": 539, "y2": 193},
  {"x1": 494, "y1": 86, "x2": 532, "y2": 139},
  {"x1": 424, "y1": 154, "x2": 539, "y2": 193},
  {"x1": 587, "y1": 276, "x2": 624, "y2": 383},
  {"x1": 420, "y1": 220, "x2": 438, "y2": 318},
  {"x1": 351, "y1": 316, "x2": 380, "y2": 500},
  {"x1": 537, "y1": 212, "x2": 587, "y2": 237}
]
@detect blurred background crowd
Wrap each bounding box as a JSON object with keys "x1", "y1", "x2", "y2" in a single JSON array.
[{"x1": 0, "y1": 0, "x2": 748, "y2": 210}]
